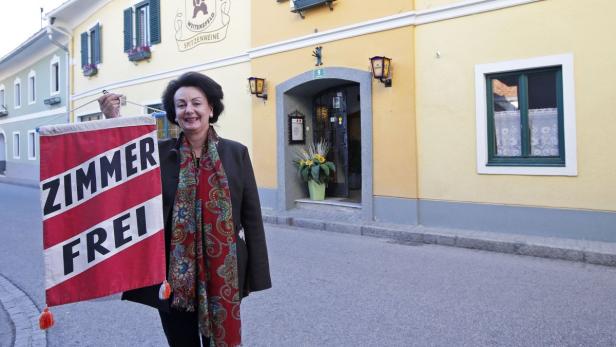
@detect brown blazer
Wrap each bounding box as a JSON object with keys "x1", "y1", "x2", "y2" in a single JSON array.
[{"x1": 122, "y1": 133, "x2": 272, "y2": 310}]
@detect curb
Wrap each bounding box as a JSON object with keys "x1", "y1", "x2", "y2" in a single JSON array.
[
  {"x1": 263, "y1": 214, "x2": 616, "y2": 267},
  {"x1": 0, "y1": 274, "x2": 46, "y2": 347},
  {"x1": 0, "y1": 178, "x2": 38, "y2": 189}
]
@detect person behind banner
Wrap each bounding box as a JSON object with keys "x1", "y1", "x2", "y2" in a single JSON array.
[{"x1": 98, "y1": 72, "x2": 271, "y2": 347}]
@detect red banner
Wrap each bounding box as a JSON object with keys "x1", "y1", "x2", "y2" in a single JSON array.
[{"x1": 39, "y1": 117, "x2": 165, "y2": 307}]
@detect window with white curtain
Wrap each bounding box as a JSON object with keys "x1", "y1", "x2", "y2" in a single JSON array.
[
  {"x1": 14, "y1": 78, "x2": 21, "y2": 108},
  {"x1": 0, "y1": 86, "x2": 5, "y2": 106},
  {"x1": 475, "y1": 54, "x2": 577, "y2": 176},
  {"x1": 50, "y1": 55, "x2": 60, "y2": 95},
  {"x1": 28, "y1": 130, "x2": 36, "y2": 160},
  {"x1": 12, "y1": 132, "x2": 20, "y2": 159},
  {"x1": 28, "y1": 71, "x2": 36, "y2": 104}
]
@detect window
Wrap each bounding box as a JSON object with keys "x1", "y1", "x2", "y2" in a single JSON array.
[
  {"x1": 124, "y1": 0, "x2": 160, "y2": 52},
  {"x1": 475, "y1": 54, "x2": 577, "y2": 176},
  {"x1": 79, "y1": 113, "x2": 102, "y2": 122},
  {"x1": 80, "y1": 23, "x2": 101, "y2": 69},
  {"x1": 14, "y1": 78, "x2": 21, "y2": 108},
  {"x1": 136, "y1": 4, "x2": 150, "y2": 47},
  {"x1": 12, "y1": 132, "x2": 20, "y2": 159},
  {"x1": 28, "y1": 130, "x2": 36, "y2": 160},
  {"x1": 147, "y1": 104, "x2": 179, "y2": 139},
  {"x1": 0, "y1": 86, "x2": 6, "y2": 117},
  {"x1": 28, "y1": 70, "x2": 36, "y2": 104},
  {"x1": 486, "y1": 67, "x2": 563, "y2": 165},
  {"x1": 50, "y1": 55, "x2": 60, "y2": 94}
]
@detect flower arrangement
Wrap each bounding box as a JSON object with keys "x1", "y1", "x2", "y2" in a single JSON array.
[
  {"x1": 128, "y1": 45, "x2": 151, "y2": 62},
  {"x1": 82, "y1": 63, "x2": 98, "y2": 77},
  {"x1": 293, "y1": 140, "x2": 336, "y2": 184}
]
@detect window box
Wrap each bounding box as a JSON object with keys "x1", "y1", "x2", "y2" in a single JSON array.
[
  {"x1": 82, "y1": 64, "x2": 98, "y2": 77},
  {"x1": 128, "y1": 46, "x2": 151, "y2": 62},
  {"x1": 44, "y1": 96, "x2": 62, "y2": 105},
  {"x1": 0, "y1": 105, "x2": 7, "y2": 117}
]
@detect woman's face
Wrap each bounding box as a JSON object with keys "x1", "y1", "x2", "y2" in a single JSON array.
[{"x1": 173, "y1": 86, "x2": 212, "y2": 135}]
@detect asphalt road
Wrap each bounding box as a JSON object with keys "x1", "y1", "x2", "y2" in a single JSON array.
[{"x1": 2, "y1": 182, "x2": 616, "y2": 346}]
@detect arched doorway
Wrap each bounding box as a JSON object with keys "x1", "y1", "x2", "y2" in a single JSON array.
[{"x1": 276, "y1": 67, "x2": 373, "y2": 220}]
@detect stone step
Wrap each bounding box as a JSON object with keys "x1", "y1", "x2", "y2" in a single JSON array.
[{"x1": 294, "y1": 198, "x2": 362, "y2": 221}]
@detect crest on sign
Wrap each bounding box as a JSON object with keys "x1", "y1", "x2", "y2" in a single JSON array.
[{"x1": 174, "y1": 0, "x2": 231, "y2": 51}]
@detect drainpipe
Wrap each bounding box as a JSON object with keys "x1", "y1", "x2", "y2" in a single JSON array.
[{"x1": 45, "y1": 25, "x2": 71, "y2": 123}]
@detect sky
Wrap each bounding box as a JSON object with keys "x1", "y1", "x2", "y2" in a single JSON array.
[{"x1": 0, "y1": 0, "x2": 67, "y2": 58}]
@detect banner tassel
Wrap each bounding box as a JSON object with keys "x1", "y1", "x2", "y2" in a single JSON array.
[
  {"x1": 159, "y1": 280, "x2": 171, "y2": 300},
  {"x1": 39, "y1": 306, "x2": 55, "y2": 330}
]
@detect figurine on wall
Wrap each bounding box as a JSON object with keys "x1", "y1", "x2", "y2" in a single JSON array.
[{"x1": 312, "y1": 46, "x2": 323, "y2": 66}]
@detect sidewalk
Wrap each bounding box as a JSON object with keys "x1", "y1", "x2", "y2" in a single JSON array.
[
  {"x1": 0, "y1": 274, "x2": 46, "y2": 347},
  {"x1": 262, "y1": 207, "x2": 616, "y2": 268}
]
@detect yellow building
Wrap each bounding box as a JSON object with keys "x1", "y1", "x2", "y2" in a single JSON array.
[
  {"x1": 249, "y1": 0, "x2": 616, "y2": 242},
  {"x1": 47, "y1": 0, "x2": 616, "y2": 243},
  {"x1": 47, "y1": 0, "x2": 253, "y2": 146}
]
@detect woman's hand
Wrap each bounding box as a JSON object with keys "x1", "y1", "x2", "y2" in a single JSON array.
[{"x1": 98, "y1": 93, "x2": 123, "y2": 118}]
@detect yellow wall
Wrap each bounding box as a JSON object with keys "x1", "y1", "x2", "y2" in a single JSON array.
[
  {"x1": 69, "y1": 0, "x2": 253, "y2": 150},
  {"x1": 252, "y1": 0, "x2": 413, "y2": 47},
  {"x1": 251, "y1": 27, "x2": 417, "y2": 199},
  {"x1": 415, "y1": 0, "x2": 616, "y2": 211},
  {"x1": 73, "y1": 0, "x2": 250, "y2": 91}
]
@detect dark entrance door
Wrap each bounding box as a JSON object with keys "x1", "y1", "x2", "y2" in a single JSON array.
[{"x1": 313, "y1": 84, "x2": 360, "y2": 199}]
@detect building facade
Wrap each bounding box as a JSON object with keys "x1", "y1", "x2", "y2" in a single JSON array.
[
  {"x1": 48, "y1": 0, "x2": 253, "y2": 146},
  {"x1": 250, "y1": 0, "x2": 616, "y2": 242},
  {"x1": 45, "y1": 0, "x2": 616, "y2": 243},
  {"x1": 0, "y1": 29, "x2": 69, "y2": 185}
]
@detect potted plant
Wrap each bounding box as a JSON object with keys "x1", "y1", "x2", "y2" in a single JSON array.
[{"x1": 293, "y1": 140, "x2": 336, "y2": 200}]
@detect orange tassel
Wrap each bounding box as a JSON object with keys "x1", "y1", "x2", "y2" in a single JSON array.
[
  {"x1": 39, "y1": 307, "x2": 54, "y2": 330},
  {"x1": 159, "y1": 280, "x2": 171, "y2": 300}
]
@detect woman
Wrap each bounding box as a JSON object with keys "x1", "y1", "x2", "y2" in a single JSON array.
[{"x1": 98, "y1": 72, "x2": 272, "y2": 347}]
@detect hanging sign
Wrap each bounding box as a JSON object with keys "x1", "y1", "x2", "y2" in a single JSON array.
[{"x1": 38, "y1": 116, "x2": 166, "y2": 306}]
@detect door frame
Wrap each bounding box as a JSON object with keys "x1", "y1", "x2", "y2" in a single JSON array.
[{"x1": 276, "y1": 67, "x2": 373, "y2": 221}]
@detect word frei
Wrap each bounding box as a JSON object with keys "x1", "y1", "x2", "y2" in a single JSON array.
[{"x1": 44, "y1": 196, "x2": 163, "y2": 289}]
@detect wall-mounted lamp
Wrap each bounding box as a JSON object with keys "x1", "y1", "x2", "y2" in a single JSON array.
[
  {"x1": 248, "y1": 77, "x2": 268, "y2": 100},
  {"x1": 370, "y1": 56, "x2": 392, "y2": 87}
]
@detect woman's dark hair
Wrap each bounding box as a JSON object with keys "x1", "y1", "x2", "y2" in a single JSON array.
[{"x1": 162, "y1": 72, "x2": 224, "y2": 125}]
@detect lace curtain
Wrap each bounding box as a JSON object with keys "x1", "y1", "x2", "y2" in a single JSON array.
[{"x1": 494, "y1": 108, "x2": 559, "y2": 157}]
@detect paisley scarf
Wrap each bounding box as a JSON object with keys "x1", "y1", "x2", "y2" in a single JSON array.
[{"x1": 168, "y1": 127, "x2": 241, "y2": 346}]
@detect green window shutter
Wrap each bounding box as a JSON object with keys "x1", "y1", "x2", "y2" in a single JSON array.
[
  {"x1": 80, "y1": 32, "x2": 88, "y2": 67},
  {"x1": 149, "y1": 0, "x2": 161, "y2": 45},
  {"x1": 123, "y1": 8, "x2": 133, "y2": 52},
  {"x1": 93, "y1": 23, "x2": 101, "y2": 64}
]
